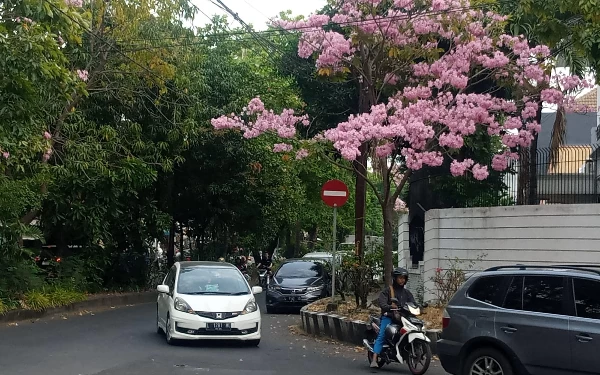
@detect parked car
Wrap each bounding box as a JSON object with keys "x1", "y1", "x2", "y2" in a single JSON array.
[
  {"x1": 437, "y1": 264, "x2": 600, "y2": 375},
  {"x1": 303, "y1": 251, "x2": 335, "y2": 263},
  {"x1": 156, "y1": 261, "x2": 263, "y2": 346},
  {"x1": 266, "y1": 259, "x2": 331, "y2": 314}
]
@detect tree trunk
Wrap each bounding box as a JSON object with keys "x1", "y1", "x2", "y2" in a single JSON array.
[
  {"x1": 307, "y1": 225, "x2": 318, "y2": 251},
  {"x1": 167, "y1": 219, "x2": 176, "y2": 267},
  {"x1": 294, "y1": 221, "x2": 302, "y2": 257},
  {"x1": 382, "y1": 199, "x2": 395, "y2": 287},
  {"x1": 353, "y1": 147, "x2": 368, "y2": 260},
  {"x1": 528, "y1": 105, "x2": 543, "y2": 205}
]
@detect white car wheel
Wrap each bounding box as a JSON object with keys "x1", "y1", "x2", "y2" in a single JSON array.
[
  {"x1": 165, "y1": 315, "x2": 175, "y2": 345},
  {"x1": 156, "y1": 306, "x2": 162, "y2": 334}
]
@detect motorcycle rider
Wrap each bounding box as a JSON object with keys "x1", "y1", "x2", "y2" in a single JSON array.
[
  {"x1": 371, "y1": 267, "x2": 416, "y2": 368},
  {"x1": 258, "y1": 252, "x2": 272, "y2": 270}
]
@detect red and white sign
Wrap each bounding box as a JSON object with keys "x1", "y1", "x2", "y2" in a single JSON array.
[{"x1": 321, "y1": 179, "x2": 349, "y2": 208}]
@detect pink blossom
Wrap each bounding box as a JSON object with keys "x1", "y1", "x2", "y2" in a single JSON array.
[
  {"x1": 540, "y1": 89, "x2": 563, "y2": 104},
  {"x1": 65, "y1": 0, "x2": 83, "y2": 6},
  {"x1": 394, "y1": 198, "x2": 407, "y2": 212},
  {"x1": 57, "y1": 36, "x2": 65, "y2": 45},
  {"x1": 273, "y1": 143, "x2": 293, "y2": 153},
  {"x1": 219, "y1": 1, "x2": 586, "y2": 182},
  {"x1": 384, "y1": 73, "x2": 399, "y2": 86},
  {"x1": 76, "y1": 69, "x2": 89, "y2": 82},
  {"x1": 15, "y1": 17, "x2": 33, "y2": 24},
  {"x1": 295, "y1": 149, "x2": 309, "y2": 160},
  {"x1": 450, "y1": 159, "x2": 474, "y2": 177},
  {"x1": 471, "y1": 164, "x2": 489, "y2": 180},
  {"x1": 43, "y1": 131, "x2": 52, "y2": 140},
  {"x1": 376, "y1": 143, "x2": 395, "y2": 157},
  {"x1": 491, "y1": 154, "x2": 509, "y2": 171},
  {"x1": 2, "y1": 151, "x2": 9, "y2": 159}
]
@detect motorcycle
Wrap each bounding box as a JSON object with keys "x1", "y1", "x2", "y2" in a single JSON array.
[
  {"x1": 258, "y1": 267, "x2": 271, "y2": 288},
  {"x1": 363, "y1": 300, "x2": 432, "y2": 375}
]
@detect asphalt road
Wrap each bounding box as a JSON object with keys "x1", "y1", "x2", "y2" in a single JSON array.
[{"x1": 0, "y1": 293, "x2": 449, "y2": 375}]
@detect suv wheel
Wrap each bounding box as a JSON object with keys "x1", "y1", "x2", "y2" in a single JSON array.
[{"x1": 464, "y1": 347, "x2": 513, "y2": 375}]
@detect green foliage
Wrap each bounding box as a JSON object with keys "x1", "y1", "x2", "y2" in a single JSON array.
[{"x1": 23, "y1": 290, "x2": 51, "y2": 311}]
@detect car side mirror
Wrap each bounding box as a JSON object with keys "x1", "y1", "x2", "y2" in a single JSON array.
[
  {"x1": 157, "y1": 284, "x2": 170, "y2": 294},
  {"x1": 252, "y1": 286, "x2": 263, "y2": 294}
]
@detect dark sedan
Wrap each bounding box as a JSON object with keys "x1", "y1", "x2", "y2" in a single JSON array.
[{"x1": 265, "y1": 259, "x2": 331, "y2": 313}]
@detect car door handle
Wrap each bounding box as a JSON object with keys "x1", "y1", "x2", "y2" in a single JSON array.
[
  {"x1": 576, "y1": 334, "x2": 593, "y2": 343},
  {"x1": 501, "y1": 326, "x2": 517, "y2": 334}
]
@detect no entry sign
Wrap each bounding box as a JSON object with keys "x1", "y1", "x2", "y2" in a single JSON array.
[{"x1": 321, "y1": 179, "x2": 349, "y2": 208}]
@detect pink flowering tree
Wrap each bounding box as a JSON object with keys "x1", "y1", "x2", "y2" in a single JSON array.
[{"x1": 212, "y1": 0, "x2": 590, "y2": 286}]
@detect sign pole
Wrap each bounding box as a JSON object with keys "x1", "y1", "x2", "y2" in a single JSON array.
[
  {"x1": 320, "y1": 179, "x2": 349, "y2": 309},
  {"x1": 331, "y1": 204, "x2": 337, "y2": 302}
]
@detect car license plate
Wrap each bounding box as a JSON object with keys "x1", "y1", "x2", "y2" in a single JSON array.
[
  {"x1": 206, "y1": 323, "x2": 231, "y2": 331},
  {"x1": 42, "y1": 261, "x2": 50, "y2": 266},
  {"x1": 287, "y1": 296, "x2": 300, "y2": 302}
]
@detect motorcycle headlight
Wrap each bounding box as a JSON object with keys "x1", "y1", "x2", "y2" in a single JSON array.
[
  {"x1": 174, "y1": 297, "x2": 194, "y2": 314},
  {"x1": 307, "y1": 285, "x2": 324, "y2": 293},
  {"x1": 241, "y1": 299, "x2": 258, "y2": 315}
]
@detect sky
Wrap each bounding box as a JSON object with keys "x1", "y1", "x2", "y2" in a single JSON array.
[{"x1": 189, "y1": 0, "x2": 327, "y2": 30}]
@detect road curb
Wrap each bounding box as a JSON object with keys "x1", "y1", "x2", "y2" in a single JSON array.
[
  {"x1": 0, "y1": 291, "x2": 157, "y2": 323},
  {"x1": 300, "y1": 303, "x2": 441, "y2": 354}
]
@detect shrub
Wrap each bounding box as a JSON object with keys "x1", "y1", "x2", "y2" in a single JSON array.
[
  {"x1": 47, "y1": 287, "x2": 87, "y2": 307},
  {"x1": 429, "y1": 254, "x2": 486, "y2": 306},
  {"x1": 23, "y1": 290, "x2": 52, "y2": 311},
  {"x1": 0, "y1": 299, "x2": 6, "y2": 315}
]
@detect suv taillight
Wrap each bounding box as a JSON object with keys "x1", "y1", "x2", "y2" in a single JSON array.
[{"x1": 442, "y1": 309, "x2": 450, "y2": 330}]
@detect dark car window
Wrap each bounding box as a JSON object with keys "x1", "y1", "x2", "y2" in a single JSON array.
[
  {"x1": 522, "y1": 276, "x2": 564, "y2": 315},
  {"x1": 503, "y1": 276, "x2": 523, "y2": 310},
  {"x1": 277, "y1": 261, "x2": 323, "y2": 278},
  {"x1": 468, "y1": 276, "x2": 506, "y2": 306},
  {"x1": 573, "y1": 278, "x2": 600, "y2": 320},
  {"x1": 177, "y1": 267, "x2": 250, "y2": 295}
]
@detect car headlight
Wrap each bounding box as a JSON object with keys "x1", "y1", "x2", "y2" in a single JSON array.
[
  {"x1": 174, "y1": 297, "x2": 194, "y2": 314},
  {"x1": 268, "y1": 284, "x2": 281, "y2": 291},
  {"x1": 307, "y1": 285, "x2": 324, "y2": 293},
  {"x1": 241, "y1": 299, "x2": 258, "y2": 315}
]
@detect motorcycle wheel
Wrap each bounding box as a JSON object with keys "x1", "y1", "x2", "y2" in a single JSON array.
[
  {"x1": 367, "y1": 351, "x2": 385, "y2": 368},
  {"x1": 407, "y1": 340, "x2": 432, "y2": 375}
]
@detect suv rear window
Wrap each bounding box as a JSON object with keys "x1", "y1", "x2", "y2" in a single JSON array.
[{"x1": 468, "y1": 276, "x2": 506, "y2": 306}]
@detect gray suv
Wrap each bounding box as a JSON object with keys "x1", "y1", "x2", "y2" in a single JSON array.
[{"x1": 437, "y1": 265, "x2": 600, "y2": 375}]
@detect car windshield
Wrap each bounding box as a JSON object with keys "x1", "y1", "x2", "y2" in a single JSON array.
[
  {"x1": 177, "y1": 267, "x2": 250, "y2": 295},
  {"x1": 277, "y1": 261, "x2": 322, "y2": 278}
]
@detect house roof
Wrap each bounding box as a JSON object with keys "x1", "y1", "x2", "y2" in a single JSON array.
[{"x1": 575, "y1": 89, "x2": 597, "y2": 109}]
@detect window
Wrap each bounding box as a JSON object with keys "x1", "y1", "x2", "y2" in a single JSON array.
[
  {"x1": 503, "y1": 276, "x2": 523, "y2": 310},
  {"x1": 522, "y1": 276, "x2": 564, "y2": 315},
  {"x1": 163, "y1": 267, "x2": 176, "y2": 290},
  {"x1": 573, "y1": 278, "x2": 600, "y2": 320},
  {"x1": 276, "y1": 261, "x2": 323, "y2": 278},
  {"x1": 176, "y1": 267, "x2": 250, "y2": 295},
  {"x1": 468, "y1": 276, "x2": 506, "y2": 306}
]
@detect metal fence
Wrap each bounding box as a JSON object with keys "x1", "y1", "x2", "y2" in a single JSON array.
[{"x1": 413, "y1": 145, "x2": 600, "y2": 208}]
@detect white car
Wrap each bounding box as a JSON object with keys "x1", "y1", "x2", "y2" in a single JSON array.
[{"x1": 156, "y1": 261, "x2": 262, "y2": 345}]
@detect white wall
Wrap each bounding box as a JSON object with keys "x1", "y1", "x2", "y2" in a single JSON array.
[{"x1": 423, "y1": 204, "x2": 600, "y2": 302}]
